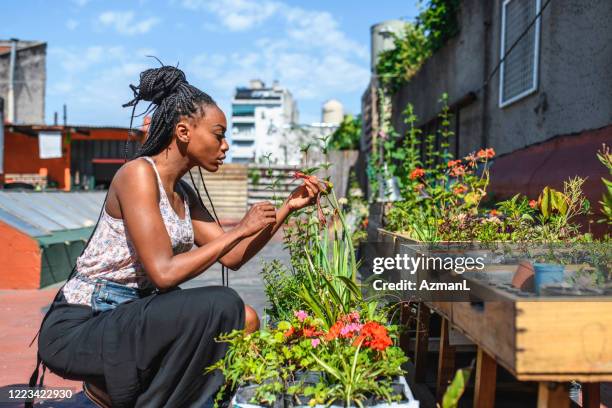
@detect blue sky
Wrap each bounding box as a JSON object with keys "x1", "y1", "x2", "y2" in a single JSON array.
[{"x1": 2, "y1": 0, "x2": 419, "y2": 127}]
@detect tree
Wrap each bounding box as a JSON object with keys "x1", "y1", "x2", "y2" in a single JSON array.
[{"x1": 327, "y1": 114, "x2": 362, "y2": 151}]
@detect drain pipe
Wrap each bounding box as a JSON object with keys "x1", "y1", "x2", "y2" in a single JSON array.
[{"x1": 7, "y1": 38, "x2": 18, "y2": 124}]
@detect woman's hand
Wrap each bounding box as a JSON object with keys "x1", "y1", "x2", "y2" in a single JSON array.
[
  {"x1": 236, "y1": 201, "x2": 277, "y2": 237},
  {"x1": 286, "y1": 174, "x2": 328, "y2": 212}
]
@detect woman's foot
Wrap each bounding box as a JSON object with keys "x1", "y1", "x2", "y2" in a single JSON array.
[{"x1": 83, "y1": 381, "x2": 112, "y2": 408}]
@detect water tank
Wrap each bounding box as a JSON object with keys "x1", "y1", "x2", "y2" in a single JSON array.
[
  {"x1": 322, "y1": 99, "x2": 344, "y2": 125},
  {"x1": 371, "y1": 20, "x2": 406, "y2": 72}
]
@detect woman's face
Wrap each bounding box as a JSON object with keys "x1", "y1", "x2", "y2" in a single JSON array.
[{"x1": 183, "y1": 104, "x2": 229, "y2": 172}]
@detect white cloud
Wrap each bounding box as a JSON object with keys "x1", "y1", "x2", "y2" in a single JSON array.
[
  {"x1": 98, "y1": 11, "x2": 160, "y2": 35},
  {"x1": 66, "y1": 19, "x2": 79, "y2": 30},
  {"x1": 182, "y1": 0, "x2": 280, "y2": 31},
  {"x1": 182, "y1": 0, "x2": 369, "y2": 121},
  {"x1": 47, "y1": 46, "x2": 157, "y2": 125}
]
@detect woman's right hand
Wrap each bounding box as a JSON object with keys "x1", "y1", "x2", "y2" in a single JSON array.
[{"x1": 236, "y1": 201, "x2": 277, "y2": 237}]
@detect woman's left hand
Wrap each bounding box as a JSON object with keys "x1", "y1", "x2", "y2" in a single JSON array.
[{"x1": 286, "y1": 175, "x2": 327, "y2": 212}]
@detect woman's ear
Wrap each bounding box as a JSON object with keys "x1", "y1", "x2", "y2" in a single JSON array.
[{"x1": 175, "y1": 121, "x2": 190, "y2": 143}]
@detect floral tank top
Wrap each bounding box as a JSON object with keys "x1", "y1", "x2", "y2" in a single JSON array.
[{"x1": 61, "y1": 156, "x2": 194, "y2": 306}]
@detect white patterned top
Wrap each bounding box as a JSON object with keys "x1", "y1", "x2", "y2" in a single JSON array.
[{"x1": 61, "y1": 156, "x2": 194, "y2": 305}]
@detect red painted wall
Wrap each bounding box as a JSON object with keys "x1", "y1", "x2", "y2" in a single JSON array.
[
  {"x1": 2, "y1": 126, "x2": 143, "y2": 190},
  {"x1": 488, "y1": 125, "x2": 611, "y2": 236},
  {"x1": 0, "y1": 221, "x2": 41, "y2": 289},
  {"x1": 3, "y1": 129, "x2": 70, "y2": 189}
]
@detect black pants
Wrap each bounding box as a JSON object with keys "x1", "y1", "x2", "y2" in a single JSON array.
[{"x1": 38, "y1": 286, "x2": 245, "y2": 408}]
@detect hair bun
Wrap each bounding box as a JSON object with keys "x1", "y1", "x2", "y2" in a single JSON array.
[{"x1": 137, "y1": 66, "x2": 187, "y2": 104}]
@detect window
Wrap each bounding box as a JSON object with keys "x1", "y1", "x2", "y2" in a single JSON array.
[
  {"x1": 499, "y1": 0, "x2": 541, "y2": 107},
  {"x1": 232, "y1": 140, "x2": 254, "y2": 147},
  {"x1": 232, "y1": 105, "x2": 256, "y2": 117}
]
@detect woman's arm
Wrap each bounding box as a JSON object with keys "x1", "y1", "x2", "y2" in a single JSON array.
[
  {"x1": 114, "y1": 160, "x2": 277, "y2": 289},
  {"x1": 181, "y1": 175, "x2": 324, "y2": 270}
]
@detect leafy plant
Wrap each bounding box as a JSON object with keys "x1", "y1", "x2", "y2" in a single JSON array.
[
  {"x1": 439, "y1": 366, "x2": 472, "y2": 408},
  {"x1": 375, "y1": 0, "x2": 461, "y2": 93},
  {"x1": 328, "y1": 114, "x2": 362, "y2": 151},
  {"x1": 596, "y1": 143, "x2": 612, "y2": 225},
  {"x1": 376, "y1": 22, "x2": 431, "y2": 93},
  {"x1": 261, "y1": 260, "x2": 306, "y2": 322}
]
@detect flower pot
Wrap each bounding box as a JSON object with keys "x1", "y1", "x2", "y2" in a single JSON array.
[
  {"x1": 511, "y1": 260, "x2": 535, "y2": 292},
  {"x1": 282, "y1": 376, "x2": 419, "y2": 408},
  {"x1": 234, "y1": 383, "x2": 283, "y2": 408},
  {"x1": 533, "y1": 263, "x2": 565, "y2": 295}
]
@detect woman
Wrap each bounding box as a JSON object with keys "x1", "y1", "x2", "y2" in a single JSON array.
[{"x1": 32, "y1": 65, "x2": 325, "y2": 408}]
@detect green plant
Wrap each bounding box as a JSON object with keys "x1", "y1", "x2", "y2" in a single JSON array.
[
  {"x1": 439, "y1": 366, "x2": 472, "y2": 408},
  {"x1": 417, "y1": 0, "x2": 461, "y2": 53},
  {"x1": 376, "y1": 22, "x2": 431, "y2": 94},
  {"x1": 596, "y1": 143, "x2": 612, "y2": 225},
  {"x1": 375, "y1": 0, "x2": 461, "y2": 93},
  {"x1": 261, "y1": 260, "x2": 306, "y2": 322},
  {"x1": 328, "y1": 114, "x2": 362, "y2": 151},
  {"x1": 248, "y1": 167, "x2": 261, "y2": 186}
]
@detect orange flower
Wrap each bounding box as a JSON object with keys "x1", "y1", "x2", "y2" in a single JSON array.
[
  {"x1": 489, "y1": 209, "x2": 500, "y2": 217},
  {"x1": 352, "y1": 322, "x2": 392, "y2": 351},
  {"x1": 409, "y1": 168, "x2": 425, "y2": 180},
  {"x1": 325, "y1": 321, "x2": 344, "y2": 341},
  {"x1": 447, "y1": 160, "x2": 461, "y2": 168},
  {"x1": 450, "y1": 165, "x2": 466, "y2": 177},
  {"x1": 284, "y1": 326, "x2": 296, "y2": 338},
  {"x1": 303, "y1": 326, "x2": 323, "y2": 338},
  {"x1": 453, "y1": 184, "x2": 468, "y2": 195},
  {"x1": 477, "y1": 148, "x2": 495, "y2": 159},
  {"x1": 529, "y1": 200, "x2": 537, "y2": 209}
]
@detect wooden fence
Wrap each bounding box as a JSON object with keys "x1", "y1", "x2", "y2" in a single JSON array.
[
  {"x1": 183, "y1": 150, "x2": 359, "y2": 222},
  {"x1": 182, "y1": 164, "x2": 247, "y2": 222}
]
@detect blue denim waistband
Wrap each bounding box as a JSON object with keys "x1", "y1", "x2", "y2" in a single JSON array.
[{"x1": 74, "y1": 274, "x2": 158, "y2": 314}]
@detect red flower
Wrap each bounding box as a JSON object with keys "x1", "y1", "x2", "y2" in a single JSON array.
[
  {"x1": 352, "y1": 322, "x2": 392, "y2": 351},
  {"x1": 450, "y1": 165, "x2": 466, "y2": 177},
  {"x1": 447, "y1": 160, "x2": 461, "y2": 168},
  {"x1": 453, "y1": 184, "x2": 468, "y2": 195},
  {"x1": 477, "y1": 148, "x2": 495, "y2": 159},
  {"x1": 284, "y1": 326, "x2": 296, "y2": 338},
  {"x1": 409, "y1": 168, "x2": 425, "y2": 180},
  {"x1": 489, "y1": 209, "x2": 500, "y2": 217},
  {"x1": 302, "y1": 326, "x2": 323, "y2": 338},
  {"x1": 326, "y1": 321, "x2": 344, "y2": 341},
  {"x1": 529, "y1": 199, "x2": 537, "y2": 209}
]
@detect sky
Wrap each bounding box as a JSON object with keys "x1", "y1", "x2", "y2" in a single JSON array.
[{"x1": 2, "y1": 0, "x2": 420, "y2": 127}]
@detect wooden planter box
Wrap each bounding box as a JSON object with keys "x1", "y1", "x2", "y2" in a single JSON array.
[{"x1": 376, "y1": 228, "x2": 612, "y2": 382}]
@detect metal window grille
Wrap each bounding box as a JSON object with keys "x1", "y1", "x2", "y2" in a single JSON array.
[{"x1": 499, "y1": 0, "x2": 541, "y2": 107}]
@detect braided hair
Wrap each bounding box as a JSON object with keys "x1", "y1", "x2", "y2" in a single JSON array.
[
  {"x1": 122, "y1": 62, "x2": 229, "y2": 285},
  {"x1": 122, "y1": 64, "x2": 217, "y2": 159}
]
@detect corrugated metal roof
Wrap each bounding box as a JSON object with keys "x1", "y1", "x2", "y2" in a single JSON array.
[{"x1": 0, "y1": 191, "x2": 106, "y2": 237}]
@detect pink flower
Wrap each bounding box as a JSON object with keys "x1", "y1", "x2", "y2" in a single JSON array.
[
  {"x1": 294, "y1": 310, "x2": 309, "y2": 322},
  {"x1": 340, "y1": 323, "x2": 364, "y2": 338},
  {"x1": 311, "y1": 338, "x2": 320, "y2": 348}
]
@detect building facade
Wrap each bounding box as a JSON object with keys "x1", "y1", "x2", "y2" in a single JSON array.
[
  {"x1": 229, "y1": 79, "x2": 298, "y2": 164},
  {"x1": 361, "y1": 0, "x2": 611, "y2": 228},
  {"x1": 0, "y1": 39, "x2": 46, "y2": 124}
]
